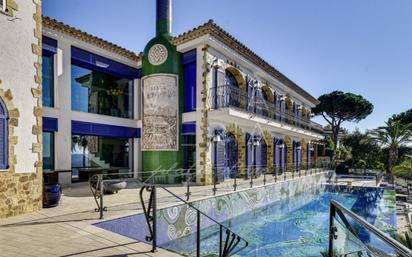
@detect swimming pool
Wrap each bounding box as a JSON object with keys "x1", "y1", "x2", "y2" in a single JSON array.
[
  {"x1": 162, "y1": 187, "x2": 396, "y2": 256},
  {"x1": 95, "y1": 174, "x2": 396, "y2": 257}
]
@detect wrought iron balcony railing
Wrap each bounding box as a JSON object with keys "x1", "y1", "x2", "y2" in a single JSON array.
[{"x1": 209, "y1": 85, "x2": 324, "y2": 134}]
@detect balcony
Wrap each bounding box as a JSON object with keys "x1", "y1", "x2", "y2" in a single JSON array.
[{"x1": 209, "y1": 84, "x2": 324, "y2": 134}]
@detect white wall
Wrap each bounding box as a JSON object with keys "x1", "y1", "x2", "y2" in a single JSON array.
[
  {"x1": 0, "y1": 0, "x2": 38, "y2": 173},
  {"x1": 42, "y1": 28, "x2": 141, "y2": 177}
]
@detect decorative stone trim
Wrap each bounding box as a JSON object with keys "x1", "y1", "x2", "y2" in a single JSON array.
[
  {"x1": 42, "y1": 16, "x2": 140, "y2": 62},
  {"x1": 0, "y1": 86, "x2": 42, "y2": 218},
  {"x1": 1, "y1": 0, "x2": 18, "y2": 17},
  {"x1": 171, "y1": 20, "x2": 319, "y2": 106},
  {"x1": 199, "y1": 45, "x2": 210, "y2": 185},
  {"x1": 284, "y1": 136, "x2": 293, "y2": 170},
  {"x1": 0, "y1": 87, "x2": 18, "y2": 173},
  {"x1": 262, "y1": 131, "x2": 274, "y2": 173},
  {"x1": 301, "y1": 139, "x2": 307, "y2": 164},
  {"x1": 225, "y1": 124, "x2": 245, "y2": 175},
  {"x1": 32, "y1": 0, "x2": 42, "y2": 174},
  {"x1": 261, "y1": 85, "x2": 274, "y2": 103},
  {"x1": 225, "y1": 66, "x2": 246, "y2": 91}
]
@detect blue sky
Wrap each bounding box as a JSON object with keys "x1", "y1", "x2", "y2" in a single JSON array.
[{"x1": 43, "y1": 0, "x2": 412, "y2": 132}]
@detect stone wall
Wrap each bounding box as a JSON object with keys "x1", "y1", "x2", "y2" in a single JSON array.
[
  {"x1": 199, "y1": 45, "x2": 211, "y2": 185},
  {"x1": 262, "y1": 130, "x2": 274, "y2": 173},
  {"x1": 0, "y1": 0, "x2": 43, "y2": 218},
  {"x1": 0, "y1": 173, "x2": 42, "y2": 218}
]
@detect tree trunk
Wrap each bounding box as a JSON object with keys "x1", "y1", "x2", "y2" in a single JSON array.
[
  {"x1": 331, "y1": 125, "x2": 340, "y2": 163},
  {"x1": 388, "y1": 146, "x2": 398, "y2": 174}
]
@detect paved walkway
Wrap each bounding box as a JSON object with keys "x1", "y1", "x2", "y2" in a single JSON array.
[
  {"x1": 0, "y1": 171, "x2": 390, "y2": 257},
  {"x1": 0, "y1": 172, "x2": 296, "y2": 257}
]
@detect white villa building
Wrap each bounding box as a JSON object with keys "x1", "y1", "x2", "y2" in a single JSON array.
[{"x1": 0, "y1": 0, "x2": 325, "y2": 217}]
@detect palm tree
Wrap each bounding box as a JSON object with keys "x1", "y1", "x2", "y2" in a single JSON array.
[
  {"x1": 393, "y1": 155, "x2": 412, "y2": 180},
  {"x1": 369, "y1": 119, "x2": 412, "y2": 173}
]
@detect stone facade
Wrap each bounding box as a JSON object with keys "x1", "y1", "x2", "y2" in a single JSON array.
[
  {"x1": 302, "y1": 139, "x2": 307, "y2": 165},
  {"x1": 262, "y1": 130, "x2": 274, "y2": 173},
  {"x1": 226, "y1": 124, "x2": 246, "y2": 175},
  {"x1": 0, "y1": 0, "x2": 43, "y2": 218},
  {"x1": 199, "y1": 45, "x2": 211, "y2": 185},
  {"x1": 284, "y1": 136, "x2": 293, "y2": 170}
]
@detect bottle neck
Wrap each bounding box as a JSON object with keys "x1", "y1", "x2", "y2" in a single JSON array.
[{"x1": 156, "y1": 0, "x2": 172, "y2": 37}]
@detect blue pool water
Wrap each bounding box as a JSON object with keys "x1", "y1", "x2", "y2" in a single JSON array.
[
  {"x1": 96, "y1": 187, "x2": 396, "y2": 257},
  {"x1": 162, "y1": 188, "x2": 396, "y2": 257}
]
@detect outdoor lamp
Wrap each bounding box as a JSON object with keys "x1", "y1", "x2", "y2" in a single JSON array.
[
  {"x1": 212, "y1": 134, "x2": 222, "y2": 143},
  {"x1": 296, "y1": 146, "x2": 302, "y2": 150},
  {"x1": 253, "y1": 138, "x2": 261, "y2": 147},
  {"x1": 278, "y1": 143, "x2": 285, "y2": 149}
]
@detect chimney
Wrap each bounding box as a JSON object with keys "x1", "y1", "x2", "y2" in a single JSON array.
[{"x1": 156, "y1": 0, "x2": 172, "y2": 37}]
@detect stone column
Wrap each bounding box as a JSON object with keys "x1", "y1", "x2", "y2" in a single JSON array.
[
  {"x1": 263, "y1": 131, "x2": 274, "y2": 174},
  {"x1": 284, "y1": 136, "x2": 293, "y2": 171},
  {"x1": 301, "y1": 139, "x2": 307, "y2": 167}
]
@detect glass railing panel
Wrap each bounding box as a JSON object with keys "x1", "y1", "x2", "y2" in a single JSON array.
[
  {"x1": 332, "y1": 216, "x2": 369, "y2": 256},
  {"x1": 331, "y1": 200, "x2": 412, "y2": 257}
]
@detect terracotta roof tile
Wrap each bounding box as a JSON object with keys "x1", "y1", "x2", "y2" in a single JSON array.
[
  {"x1": 172, "y1": 20, "x2": 319, "y2": 105},
  {"x1": 42, "y1": 16, "x2": 140, "y2": 62}
]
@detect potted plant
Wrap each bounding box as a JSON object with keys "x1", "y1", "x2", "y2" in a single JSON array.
[{"x1": 43, "y1": 171, "x2": 62, "y2": 208}]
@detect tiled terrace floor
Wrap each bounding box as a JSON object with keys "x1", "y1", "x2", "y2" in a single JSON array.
[{"x1": 0, "y1": 171, "x2": 383, "y2": 257}]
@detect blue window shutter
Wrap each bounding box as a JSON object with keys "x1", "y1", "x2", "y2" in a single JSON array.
[{"x1": 0, "y1": 99, "x2": 8, "y2": 169}]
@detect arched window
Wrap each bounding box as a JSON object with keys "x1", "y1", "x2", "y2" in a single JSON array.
[
  {"x1": 225, "y1": 70, "x2": 241, "y2": 107},
  {"x1": 0, "y1": 98, "x2": 8, "y2": 169},
  {"x1": 225, "y1": 70, "x2": 239, "y2": 88}
]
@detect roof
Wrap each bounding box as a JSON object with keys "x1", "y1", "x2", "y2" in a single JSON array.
[
  {"x1": 171, "y1": 20, "x2": 320, "y2": 105},
  {"x1": 42, "y1": 16, "x2": 140, "y2": 62},
  {"x1": 42, "y1": 16, "x2": 318, "y2": 105}
]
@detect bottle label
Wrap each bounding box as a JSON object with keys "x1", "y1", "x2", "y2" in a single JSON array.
[{"x1": 142, "y1": 74, "x2": 179, "y2": 151}]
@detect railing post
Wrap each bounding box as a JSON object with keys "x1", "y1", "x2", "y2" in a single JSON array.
[
  {"x1": 328, "y1": 203, "x2": 336, "y2": 257},
  {"x1": 250, "y1": 167, "x2": 253, "y2": 188},
  {"x1": 139, "y1": 184, "x2": 157, "y2": 253},
  {"x1": 197, "y1": 209, "x2": 201, "y2": 257},
  {"x1": 213, "y1": 168, "x2": 217, "y2": 195},
  {"x1": 153, "y1": 185, "x2": 157, "y2": 252},
  {"x1": 233, "y1": 168, "x2": 237, "y2": 191},
  {"x1": 185, "y1": 171, "x2": 191, "y2": 201},
  {"x1": 219, "y1": 225, "x2": 223, "y2": 257},
  {"x1": 99, "y1": 174, "x2": 104, "y2": 219}
]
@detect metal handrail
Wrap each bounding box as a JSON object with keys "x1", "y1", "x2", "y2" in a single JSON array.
[
  {"x1": 209, "y1": 84, "x2": 324, "y2": 134},
  {"x1": 158, "y1": 184, "x2": 249, "y2": 255},
  {"x1": 329, "y1": 200, "x2": 412, "y2": 257},
  {"x1": 138, "y1": 178, "x2": 249, "y2": 257}
]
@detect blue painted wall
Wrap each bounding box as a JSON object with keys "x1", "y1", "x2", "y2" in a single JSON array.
[{"x1": 182, "y1": 50, "x2": 196, "y2": 112}]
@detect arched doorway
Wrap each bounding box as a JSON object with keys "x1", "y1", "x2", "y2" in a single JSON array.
[
  {"x1": 255, "y1": 136, "x2": 267, "y2": 176},
  {"x1": 224, "y1": 132, "x2": 238, "y2": 179},
  {"x1": 225, "y1": 69, "x2": 241, "y2": 108},
  {"x1": 293, "y1": 141, "x2": 302, "y2": 169},
  {"x1": 274, "y1": 138, "x2": 285, "y2": 175},
  {"x1": 260, "y1": 86, "x2": 274, "y2": 118}
]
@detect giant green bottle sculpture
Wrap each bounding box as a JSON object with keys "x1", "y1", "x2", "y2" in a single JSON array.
[{"x1": 141, "y1": 0, "x2": 183, "y2": 181}]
